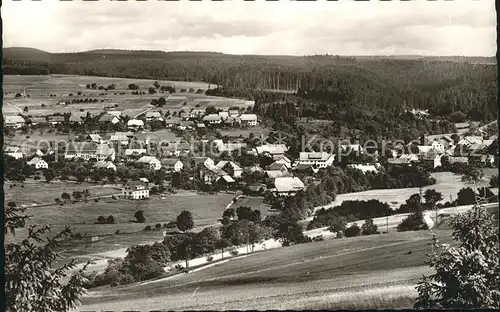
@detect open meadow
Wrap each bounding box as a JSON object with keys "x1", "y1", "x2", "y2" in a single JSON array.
[
  {"x1": 306, "y1": 170, "x2": 497, "y2": 219},
  {"x1": 79, "y1": 229, "x2": 454, "y2": 311},
  {"x1": 3, "y1": 75, "x2": 250, "y2": 118}
]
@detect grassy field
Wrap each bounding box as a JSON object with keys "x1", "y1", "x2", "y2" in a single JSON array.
[
  {"x1": 5, "y1": 189, "x2": 233, "y2": 252},
  {"x1": 308, "y1": 171, "x2": 497, "y2": 216},
  {"x1": 3, "y1": 75, "x2": 248, "y2": 118},
  {"x1": 79, "y1": 229, "x2": 454, "y2": 310},
  {"x1": 4, "y1": 181, "x2": 120, "y2": 206}
]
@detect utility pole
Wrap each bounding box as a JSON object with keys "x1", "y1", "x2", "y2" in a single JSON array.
[{"x1": 386, "y1": 216, "x2": 389, "y2": 234}]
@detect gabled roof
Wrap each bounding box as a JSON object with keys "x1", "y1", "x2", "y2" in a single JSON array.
[
  {"x1": 69, "y1": 112, "x2": 87, "y2": 123},
  {"x1": 138, "y1": 156, "x2": 159, "y2": 163},
  {"x1": 217, "y1": 175, "x2": 235, "y2": 183},
  {"x1": 203, "y1": 114, "x2": 222, "y2": 121},
  {"x1": 464, "y1": 136, "x2": 483, "y2": 145},
  {"x1": 299, "y1": 152, "x2": 332, "y2": 161},
  {"x1": 125, "y1": 149, "x2": 147, "y2": 156},
  {"x1": 255, "y1": 144, "x2": 288, "y2": 155},
  {"x1": 93, "y1": 160, "x2": 116, "y2": 168},
  {"x1": 161, "y1": 158, "x2": 181, "y2": 165},
  {"x1": 88, "y1": 134, "x2": 102, "y2": 141},
  {"x1": 5, "y1": 115, "x2": 26, "y2": 124},
  {"x1": 240, "y1": 114, "x2": 258, "y2": 121},
  {"x1": 98, "y1": 114, "x2": 120, "y2": 122},
  {"x1": 247, "y1": 183, "x2": 266, "y2": 192},
  {"x1": 127, "y1": 119, "x2": 144, "y2": 126},
  {"x1": 145, "y1": 111, "x2": 162, "y2": 118},
  {"x1": 268, "y1": 162, "x2": 289, "y2": 171},
  {"x1": 66, "y1": 142, "x2": 98, "y2": 153},
  {"x1": 265, "y1": 170, "x2": 290, "y2": 179},
  {"x1": 273, "y1": 155, "x2": 291, "y2": 163},
  {"x1": 27, "y1": 157, "x2": 43, "y2": 165},
  {"x1": 274, "y1": 177, "x2": 305, "y2": 193},
  {"x1": 110, "y1": 134, "x2": 129, "y2": 141},
  {"x1": 215, "y1": 161, "x2": 242, "y2": 171},
  {"x1": 125, "y1": 180, "x2": 148, "y2": 190}
]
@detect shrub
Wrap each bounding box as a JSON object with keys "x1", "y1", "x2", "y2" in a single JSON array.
[
  {"x1": 397, "y1": 212, "x2": 428, "y2": 232},
  {"x1": 94, "y1": 198, "x2": 99, "y2": 203},
  {"x1": 111, "y1": 195, "x2": 117, "y2": 200},
  {"x1": 175, "y1": 264, "x2": 184, "y2": 271},
  {"x1": 344, "y1": 223, "x2": 361, "y2": 237},
  {"x1": 230, "y1": 249, "x2": 239, "y2": 256},
  {"x1": 361, "y1": 218, "x2": 380, "y2": 236},
  {"x1": 163, "y1": 223, "x2": 168, "y2": 228},
  {"x1": 97, "y1": 216, "x2": 106, "y2": 224},
  {"x1": 155, "y1": 223, "x2": 162, "y2": 229},
  {"x1": 206, "y1": 255, "x2": 214, "y2": 262},
  {"x1": 107, "y1": 215, "x2": 115, "y2": 224},
  {"x1": 134, "y1": 210, "x2": 146, "y2": 223},
  {"x1": 166, "y1": 221, "x2": 177, "y2": 228},
  {"x1": 115, "y1": 230, "x2": 120, "y2": 234},
  {"x1": 143, "y1": 225, "x2": 152, "y2": 231}
]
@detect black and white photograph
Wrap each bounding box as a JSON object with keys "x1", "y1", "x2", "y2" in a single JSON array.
[{"x1": 2, "y1": 0, "x2": 499, "y2": 311}]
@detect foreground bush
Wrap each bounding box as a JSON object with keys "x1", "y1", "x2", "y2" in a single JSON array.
[
  {"x1": 414, "y1": 204, "x2": 499, "y2": 308},
  {"x1": 344, "y1": 224, "x2": 361, "y2": 237}
]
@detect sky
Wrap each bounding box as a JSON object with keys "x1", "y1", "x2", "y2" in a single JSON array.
[{"x1": 2, "y1": 0, "x2": 496, "y2": 56}]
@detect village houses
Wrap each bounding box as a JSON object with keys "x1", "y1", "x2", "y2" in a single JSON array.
[
  {"x1": 4, "y1": 115, "x2": 25, "y2": 129},
  {"x1": 93, "y1": 160, "x2": 117, "y2": 171},
  {"x1": 297, "y1": 152, "x2": 335, "y2": 168},
  {"x1": 272, "y1": 177, "x2": 305, "y2": 196}
]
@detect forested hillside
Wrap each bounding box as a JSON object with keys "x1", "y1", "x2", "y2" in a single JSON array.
[{"x1": 3, "y1": 47, "x2": 497, "y2": 125}]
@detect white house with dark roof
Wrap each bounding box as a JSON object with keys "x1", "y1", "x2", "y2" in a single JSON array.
[
  {"x1": 27, "y1": 157, "x2": 48, "y2": 169},
  {"x1": 137, "y1": 156, "x2": 162, "y2": 171},
  {"x1": 122, "y1": 181, "x2": 149, "y2": 200},
  {"x1": 297, "y1": 152, "x2": 335, "y2": 168},
  {"x1": 5, "y1": 146, "x2": 24, "y2": 159},
  {"x1": 161, "y1": 158, "x2": 183, "y2": 172}
]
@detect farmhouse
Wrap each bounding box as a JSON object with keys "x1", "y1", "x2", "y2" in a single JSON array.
[
  {"x1": 4, "y1": 115, "x2": 25, "y2": 128},
  {"x1": 127, "y1": 119, "x2": 145, "y2": 130},
  {"x1": 200, "y1": 167, "x2": 229, "y2": 184},
  {"x1": 122, "y1": 181, "x2": 150, "y2": 200},
  {"x1": 215, "y1": 161, "x2": 243, "y2": 178},
  {"x1": 137, "y1": 156, "x2": 162, "y2": 171},
  {"x1": 203, "y1": 114, "x2": 222, "y2": 124},
  {"x1": 125, "y1": 149, "x2": 147, "y2": 157},
  {"x1": 162, "y1": 142, "x2": 191, "y2": 156},
  {"x1": 254, "y1": 144, "x2": 288, "y2": 156},
  {"x1": 218, "y1": 111, "x2": 229, "y2": 120},
  {"x1": 292, "y1": 163, "x2": 320, "y2": 174},
  {"x1": 421, "y1": 154, "x2": 442, "y2": 168},
  {"x1": 240, "y1": 114, "x2": 258, "y2": 126},
  {"x1": 98, "y1": 114, "x2": 121, "y2": 124},
  {"x1": 27, "y1": 157, "x2": 48, "y2": 169},
  {"x1": 215, "y1": 175, "x2": 236, "y2": 188},
  {"x1": 161, "y1": 158, "x2": 184, "y2": 173},
  {"x1": 298, "y1": 152, "x2": 335, "y2": 168},
  {"x1": 273, "y1": 177, "x2": 305, "y2": 196},
  {"x1": 246, "y1": 183, "x2": 267, "y2": 195},
  {"x1": 93, "y1": 160, "x2": 117, "y2": 171},
  {"x1": 178, "y1": 121, "x2": 194, "y2": 131},
  {"x1": 30, "y1": 117, "x2": 49, "y2": 126}
]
